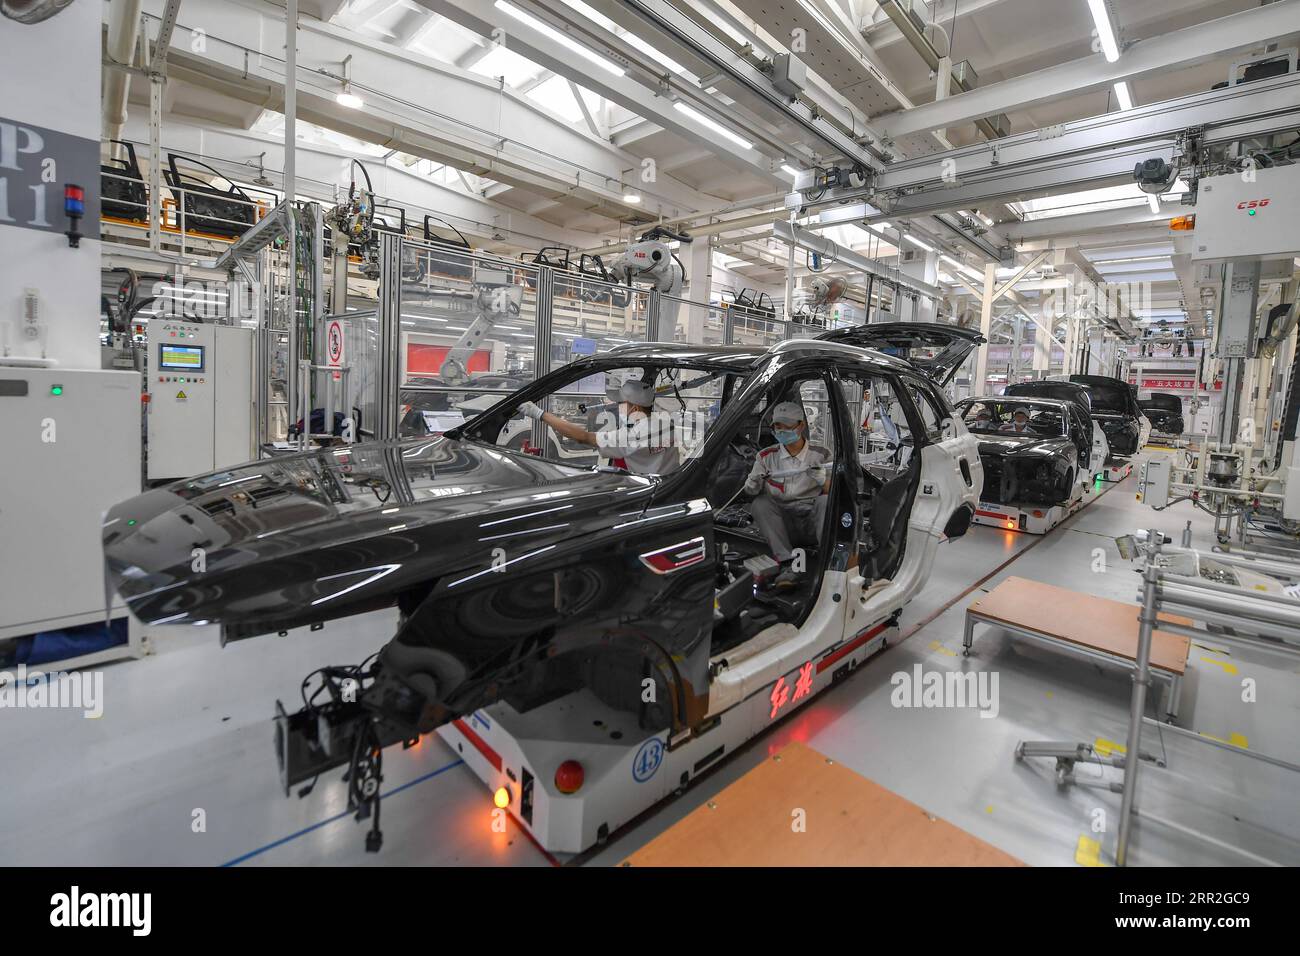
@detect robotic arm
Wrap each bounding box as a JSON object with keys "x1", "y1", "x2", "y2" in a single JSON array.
[
  {"x1": 439, "y1": 265, "x2": 523, "y2": 387},
  {"x1": 606, "y1": 237, "x2": 687, "y2": 341}
]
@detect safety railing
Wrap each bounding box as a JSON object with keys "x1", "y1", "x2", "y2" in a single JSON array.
[
  {"x1": 100, "y1": 168, "x2": 278, "y2": 263},
  {"x1": 1114, "y1": 535, "x2": 1300, "y2": 866}
]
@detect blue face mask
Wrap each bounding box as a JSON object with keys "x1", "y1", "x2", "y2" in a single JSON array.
[{"x1": 775, "y1": 428, "x2": 801, "y2": 446}]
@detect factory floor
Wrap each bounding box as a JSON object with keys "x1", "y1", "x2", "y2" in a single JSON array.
[{"x1": 3, "y1": 451, "x2": 1297, "y2": 867}]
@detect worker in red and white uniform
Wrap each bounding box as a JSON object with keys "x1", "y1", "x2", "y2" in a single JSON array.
[
  {"x1": 744, "y1": 401, "x2": 832, "y2": 587},
  {"x1": 521, "y1": 378, "x2": 678, "y2": 475}
]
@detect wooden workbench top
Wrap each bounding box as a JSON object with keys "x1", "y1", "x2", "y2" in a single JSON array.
[
  {"x1": 620, "y1": 742, "x2": 1023, "y2": 867},
  {"x1": 969, "y1": 576, "x2": 1191, "y2": 675}
]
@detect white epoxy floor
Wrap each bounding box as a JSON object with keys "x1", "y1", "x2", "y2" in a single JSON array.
[{"x1": 3, "y1": 454, "x2": 1297, "y2": 867}]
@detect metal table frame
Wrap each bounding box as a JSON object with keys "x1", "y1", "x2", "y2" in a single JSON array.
[{"x1": 962, "y1": 610, "x2": 1183, "y2": 720}]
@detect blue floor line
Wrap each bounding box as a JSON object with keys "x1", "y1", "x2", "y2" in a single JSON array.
[{"x1": 221, "y1": 758, "x2": 465, "y2": 866}]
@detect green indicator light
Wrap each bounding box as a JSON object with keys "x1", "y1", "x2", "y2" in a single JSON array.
[
  {"x1": 50, "y1": 385, "x2": 63, "y2": 396},
  {"x1": 127, "y1": 519, "x2": 137, "y2": 526},
  {"x1": 1248, "y1": 209, "x2": 1257, "y2": 216}
]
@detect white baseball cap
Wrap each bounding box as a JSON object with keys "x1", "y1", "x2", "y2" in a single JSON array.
[
  {"x1": 621, "y1": 379, "x2": 656, "y2": 408},
  {"x1": 771, "y1": 401, "x2": 806, "y2": 425}
]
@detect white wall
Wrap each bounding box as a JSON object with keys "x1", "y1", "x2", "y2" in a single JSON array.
[{"x1": 0, "y1": 0, "x2": 102, "y2": 368}]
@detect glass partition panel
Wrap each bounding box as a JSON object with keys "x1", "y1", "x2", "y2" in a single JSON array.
[
  {"x1": 664, "y1": 296, "x2": 727, "y2": 347},
  {"x1": 396, "y1": 239, "x2": 539, "y2": 437},
  {"x1": 550, "y1": 275, "x2": 648, "y2": 366},
  {"x1": 729, "y1": 311, "x2": 785, "y2": 349}
]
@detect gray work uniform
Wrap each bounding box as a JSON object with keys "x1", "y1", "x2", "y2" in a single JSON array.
[
  {"x1": 595, "y1": 412, "x2": 679, "y2": 475},
  {"x1": 744, "y1": 442, "x2": 832, "y2": 561}
]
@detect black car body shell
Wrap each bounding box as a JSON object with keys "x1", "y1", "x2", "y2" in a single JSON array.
[
  {"x1": 103, "y1": 340, "x2": 942, "y2": 738},
  {"x1": 1139, "y1": 392, "x2": 1185, "y2": 435},
  {"x1": 1068, "y1": 375, "x2": 1146, "y2": 457},
  {"x1": 956, "y1": 398, "x2": 1083, "y2": 505}
]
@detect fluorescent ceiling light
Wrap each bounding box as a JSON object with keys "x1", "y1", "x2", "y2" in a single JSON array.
[
  {"x1": 623, "y1": 191, "x2": 642, "y2": 204},
  {"x1": 868, "y1": 221, "x2": 892, "y2": 233},
  {"x1": 672, "y1": 101, "x2": 754, "y2": 150},
  {"x1": 336, "y1": 86, "x2": 364, "y2": 109},
  {"x1": 781, "y1": 164, "x2": 801, "y2": 178},
  {"x1": 903, "y1": 234, "x2": 934, "y2": 253},
  {"x1": 494, "y1": 1, "x2": 626, "y2": 77},
  {"x1": 1113, "y1": 80, "x2": 1134, "y2": 111},
  {"x1": 1147, "y1": 194, "x2": 1161, "y2": 215},
  {"x1": 1086, "y1": 0, "x2": 1120, "y2": 63},
  {"x1": 558, "y1": 0, "x2": 690, "y2": 75}
]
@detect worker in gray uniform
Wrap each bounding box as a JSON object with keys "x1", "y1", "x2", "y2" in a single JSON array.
[
  {"x1": 520, "y1": 378, "x2": 679, "y2": 475},
  {"x1": 744, "y1": 401, "x2": 832, "y2": 587}
]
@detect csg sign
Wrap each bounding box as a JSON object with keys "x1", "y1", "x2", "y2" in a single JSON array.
[{"x1": 1237, "y1": 199, "x2": 1271, "y2": 210}]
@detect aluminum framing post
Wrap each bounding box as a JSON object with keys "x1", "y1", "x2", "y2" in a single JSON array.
[
  {"x1": 533, "y1": 265, "x2": 555, "y2": 451},
  {"x1": 973, "y1": 263, "x2": 996, "y2": 393},
  {"x1": 376, "y1": 233, "x2": 402, "y2": 441},
  {"x1": 1116, "y1": 533, "x2": 1162, "y2": 867}
]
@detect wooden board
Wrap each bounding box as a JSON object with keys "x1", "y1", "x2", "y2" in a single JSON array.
[
  {"x1": 621, "y1": 742, "x2": 1023, "y2": 867},
  {"x1": 969, "y1": 576, "x2": 1191, "y2": 675}
]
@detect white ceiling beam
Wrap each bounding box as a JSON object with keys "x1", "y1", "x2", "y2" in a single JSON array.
[
  {"x1": 609, "y1": 118, "x2": 661, "y2": 148},
  {"x1": 1001, "y1": 206, "x2": 1171, "y2": 243},
  {"x1": 875, "y1": 0, "x2": 1300, "y2": 139},
  {"x1": 863, "y1": 0, "x2": 1010, "y2": 48},
  {"x1": 569, "y1": 80, "x2": 604, "y2": 139},
  {"x1": 419, "y1": 0, "x2": 789, "y2": 185},
  {"x1": 140, "y1": 0, "x2": 713, "y2": 220}
]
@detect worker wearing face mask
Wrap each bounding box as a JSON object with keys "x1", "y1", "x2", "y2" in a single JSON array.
[
  {"x1": 520, "y1": 378, "x2": 679, "y2": 475},
  {"x1": 744, "y1": 401, "x2": 832, "y2": 588},
  {"x1": 1000, "y1": 407, "x2": 1033, "y2": 434}
]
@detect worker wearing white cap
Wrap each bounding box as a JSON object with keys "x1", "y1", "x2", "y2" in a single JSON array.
[
  {"x1": 744, "y1": 400, "x2": 832, "y2": 587},
  {"x1": 520, "y1": 377, "x2": 679, "y2": 475},
  {"x1": 1000, "y1": 406, "x2": 1033, "y2": 433}
]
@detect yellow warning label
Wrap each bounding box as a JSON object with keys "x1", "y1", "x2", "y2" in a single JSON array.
[{"x1": 176, "y1": 390, "x2": 187, "y2": 400}]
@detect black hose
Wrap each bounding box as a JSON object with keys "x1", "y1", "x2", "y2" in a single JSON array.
[{"x1": 349, "y1": 158, "x2": 374, "y2": 198}]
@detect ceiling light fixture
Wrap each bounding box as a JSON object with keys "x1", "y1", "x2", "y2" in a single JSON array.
[
  {"x1": 335, "y1": 55, "x2": 364, "y2": 109},
  {"x1": 903, "y1": 234, "x2": 935, "y2": 253},
  {"x1": 495, "y1": 1, "x2": 626, "y2": 77},
  {"x1": 1113, "y1": 80, "x2": 1134, "y2": 111},
  {"x1": 1147, "y1": 193, "x2": 1161, "y2": 214},
  {"x1": 781, "y1": 164, "x2": 801, "y2": 178},
  {"x1": 1086, "y1": 0, "x2": 1121, "y2": 63},
  {"x1": 672, "y1": 101, "x2": 754, "y2": 150}
]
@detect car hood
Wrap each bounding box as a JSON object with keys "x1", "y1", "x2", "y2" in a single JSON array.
[
  {"x1": 102, "y1": 437, "x2": 655, "y2": 633},
  {"x1": 816, "y1": 322, "x2": 985, "y2": 385},
  {"x1": 976, "y1": 434, "x2": 1075, "y2": 459}
]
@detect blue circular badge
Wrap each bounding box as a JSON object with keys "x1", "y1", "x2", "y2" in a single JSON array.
[{"x1": 632, "y1": 737, "x2": 665, "y2": 783}]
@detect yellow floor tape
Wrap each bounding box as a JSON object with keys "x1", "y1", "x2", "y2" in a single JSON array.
[
  {"x1": 928, "y1": 640, "x2": 958, "y2": 658},
  {"x1": 1075, "y1": 834, "x2": 1106, "y2": 867},
  {"x1": 1094, "y1": 737, "x2": 1126, "y2": 757},
  {"x1": 1199, "y1": 656, "x2": 1239, "y2": 675}
]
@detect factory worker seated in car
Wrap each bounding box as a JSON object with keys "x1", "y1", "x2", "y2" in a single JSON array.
[
  {"x1": 1000, "y1": 406, "x2": 1033, "y2": 434},
  {"x1": 744, "y1": 401, "x2": 832, "y2": 589},
  {"x1": 519, "y1": 378, "x2": 679, "y2": 476}
]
